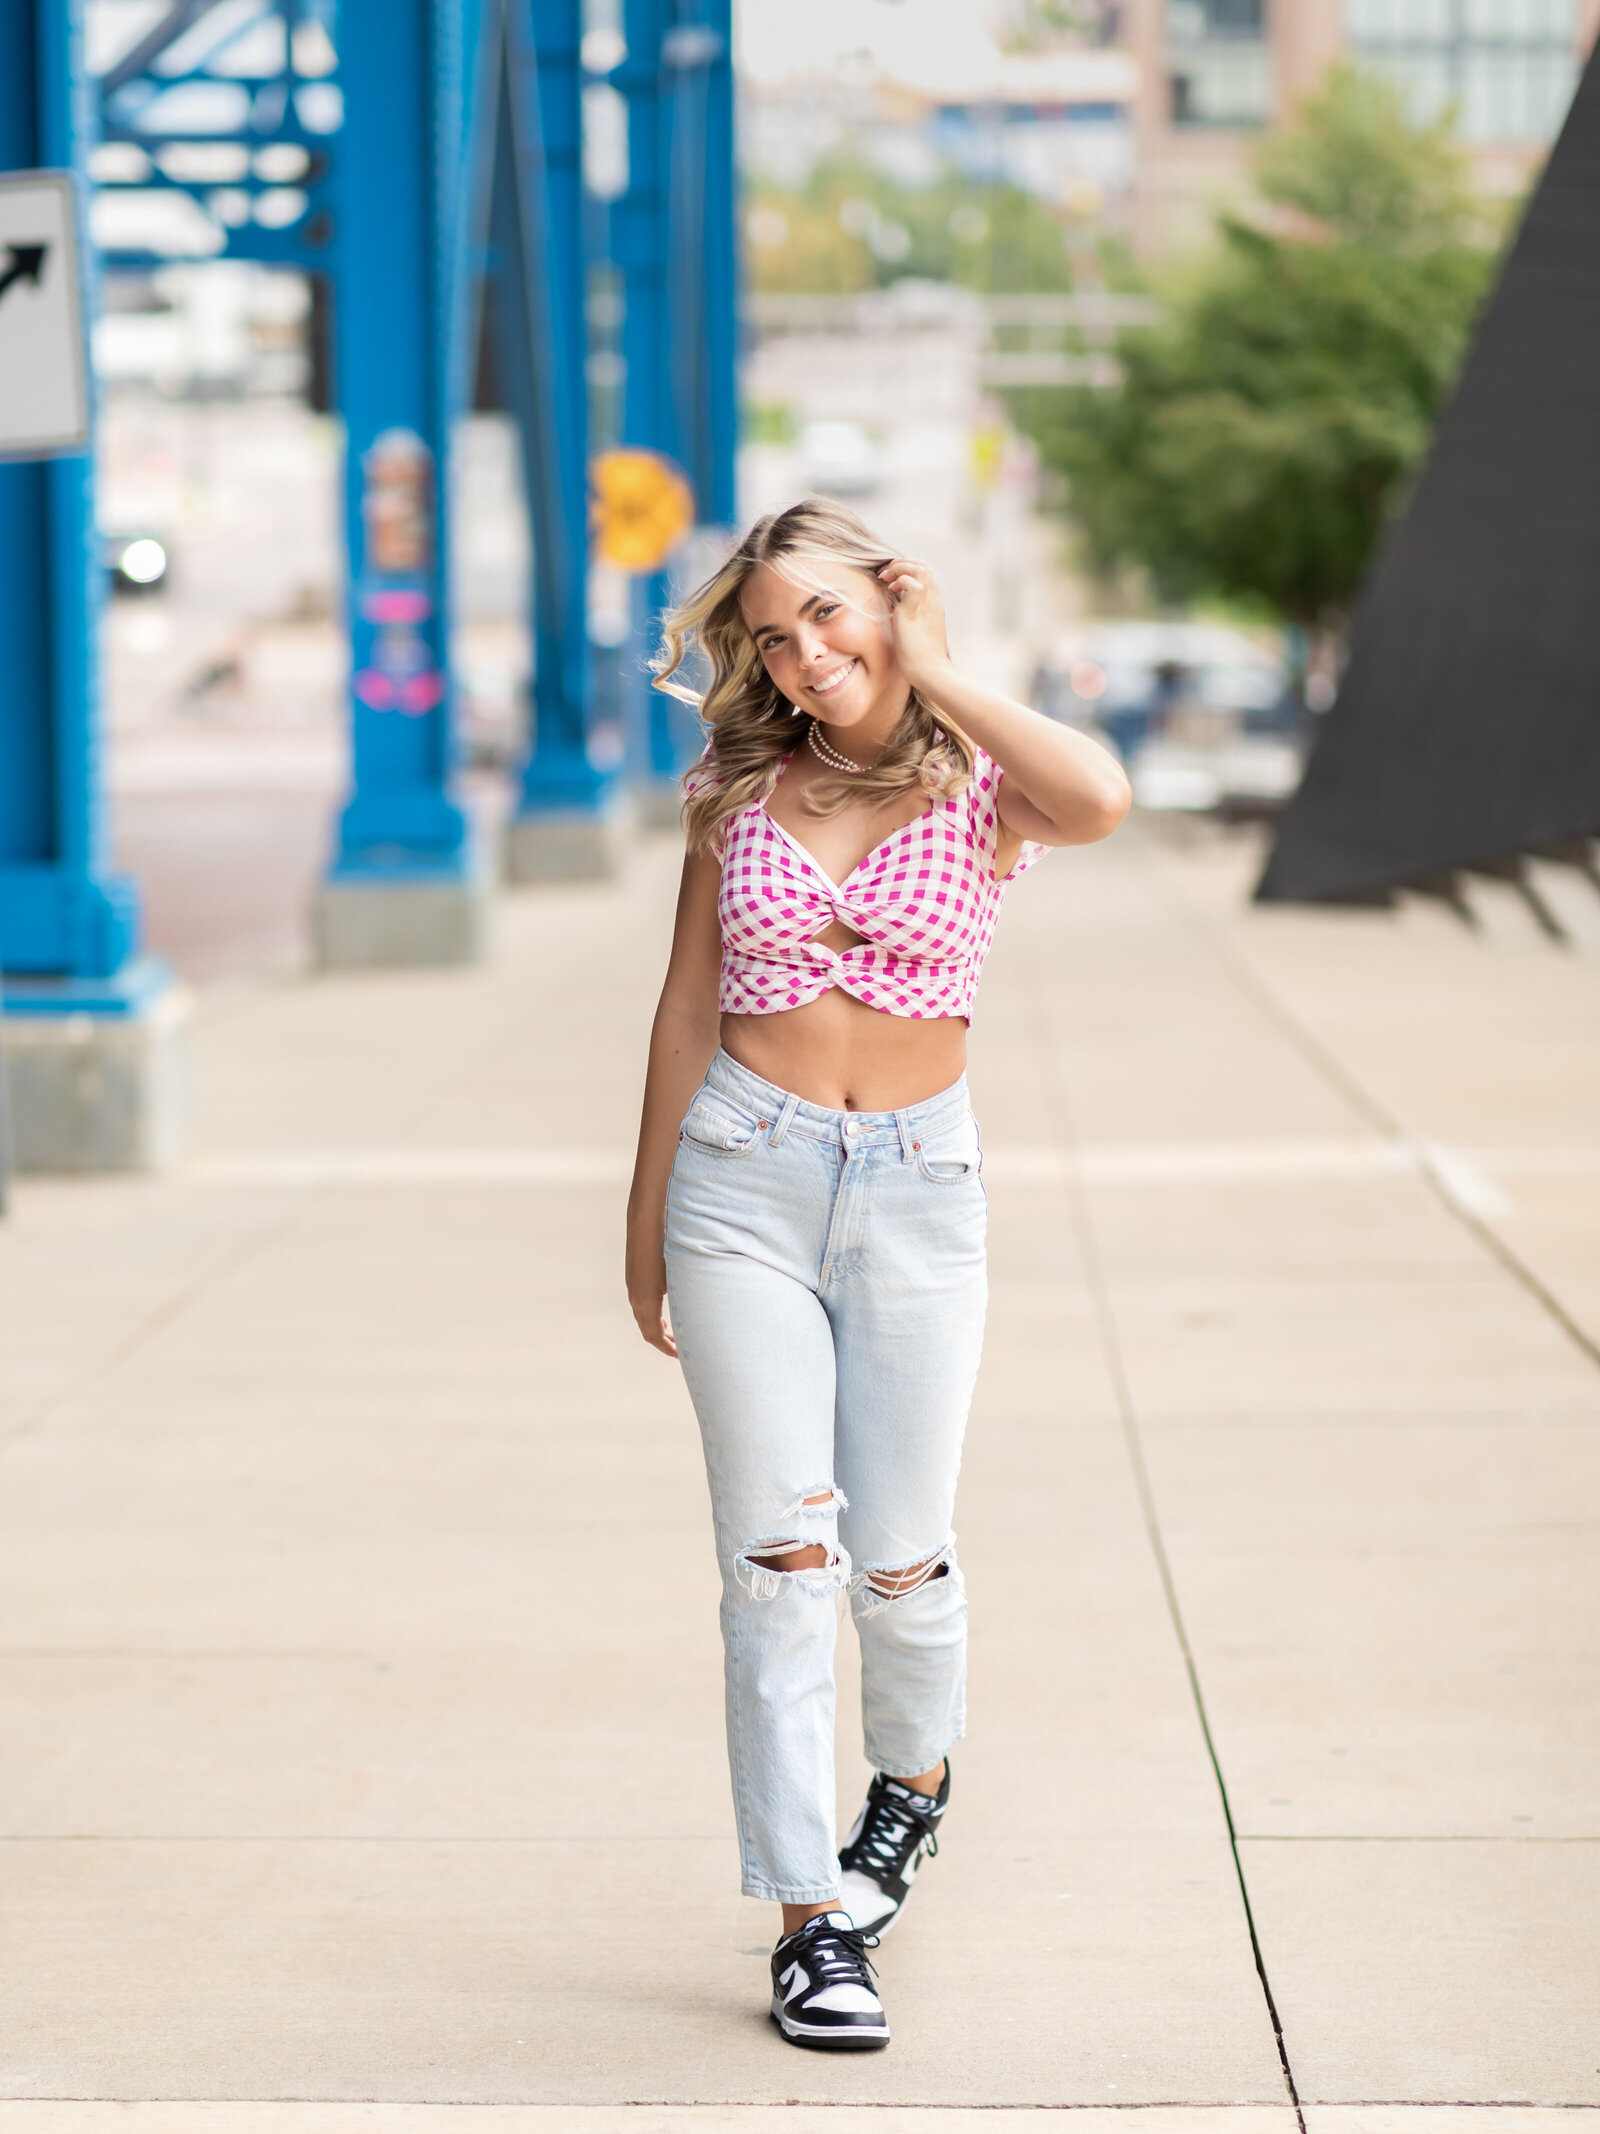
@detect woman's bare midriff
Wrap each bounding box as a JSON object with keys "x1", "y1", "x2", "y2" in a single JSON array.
[{"x1": 720, "y1": 987, "x2": 968, "y2": 1112}]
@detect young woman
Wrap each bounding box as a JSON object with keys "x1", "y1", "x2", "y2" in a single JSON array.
[{"x1": 626, "y1": 497, "x2": 1129, "y2": 2052}]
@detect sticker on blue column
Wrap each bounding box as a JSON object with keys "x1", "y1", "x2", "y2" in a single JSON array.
[{"x1": 352, "y1": 427, "x2": 445, "y2": 715}]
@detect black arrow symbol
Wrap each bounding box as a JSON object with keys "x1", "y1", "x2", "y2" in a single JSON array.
[{"x1": 0, "y1": 244, "x2": 48, "y2": 307}]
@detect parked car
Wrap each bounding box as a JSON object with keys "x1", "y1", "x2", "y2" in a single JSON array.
[
  {"x1": 102, "y1": 531, "x2": 169, "y2": 595},
  {"x1": 1039, "y1": 621, "x2": 1306, "y2": 815}
]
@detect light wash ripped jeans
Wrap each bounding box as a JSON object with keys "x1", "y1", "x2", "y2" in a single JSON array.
[{"x1": 664, "y1": 1047, "x2": 988, "y2": 1903}]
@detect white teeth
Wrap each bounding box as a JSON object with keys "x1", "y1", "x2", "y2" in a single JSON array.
[{"x1": 811, "y1": 660, "x2": 856, "y2": 696}]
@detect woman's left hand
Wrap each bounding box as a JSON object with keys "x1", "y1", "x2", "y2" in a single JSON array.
[{"x1": 879, "y1": 557, "x2": 951, "y2": 688}]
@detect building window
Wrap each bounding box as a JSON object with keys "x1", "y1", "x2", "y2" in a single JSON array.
[
  {"x1": 1168, "y1": 0, "x2": 1271, "y2": 127},
  {"x1": 1344, "y1": 0, "x2": 1579, "y2": 143}
]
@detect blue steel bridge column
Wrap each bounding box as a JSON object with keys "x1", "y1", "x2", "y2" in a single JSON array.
[
  {"x1": 0, "y1": 0, "x2": 185, "y2": 1172},
  {"x1": 313, "y1": 0, "x2": 493, "y2": 966},
  {"x1": 613, "y1": 0, "x2": 673, "y2": 820},
  {"x1": 666, "y1": 0, "x2": 738, "y2": 535},
  {"x1": 612, "y1": 0, "x2": 739, "y2": 827},
  {"x1": 501, "y1": 0, "x2": 626, "y2": 882}
]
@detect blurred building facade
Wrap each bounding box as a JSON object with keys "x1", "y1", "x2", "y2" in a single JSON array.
[
  {"x1": 739, "y1": 1, "x2": 1600, "y2": 268},
  {"x1": 1127, "y1": 0, "x2": 1600, "y2": 253}
]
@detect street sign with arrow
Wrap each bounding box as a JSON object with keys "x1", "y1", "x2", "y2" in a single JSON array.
[
  {"x1": 0, "y1": 245, "x2": 48, "y2": 305},
  {"x1": 0, "y1": 171, "x2": 90, "y2": 461}
]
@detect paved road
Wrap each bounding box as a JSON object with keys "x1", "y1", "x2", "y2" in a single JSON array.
[{"x1": 1, "y1": 817, "x2": 1595, "y2": 2127}]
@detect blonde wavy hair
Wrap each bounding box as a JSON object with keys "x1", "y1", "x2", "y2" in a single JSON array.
[{"x1": 654, "y1": 496, "x2": 975, "y2": 855}]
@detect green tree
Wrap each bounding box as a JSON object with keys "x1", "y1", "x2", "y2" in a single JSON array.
[
  {"x1": 1011, "y1": 65, "x2": 1499, "y2": 628},
  {"x1": 746, "y1": 158, "x2": 1078, "y2": 298}
]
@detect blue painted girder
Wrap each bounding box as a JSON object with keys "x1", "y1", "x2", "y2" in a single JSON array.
[
  {"x1": 327, "y1": 0, "x2": 494, "y2": 882},
  {"x1": 498, "y1": 0, "x2": 613, "y2": 817},
  {"x1": 0, "y1": 0, "x2": 142, "y2": 978},
  {"x1": 95, "y1": 0, "x2": 340, "y2": 275},
  {"x1": 611, "y1": 0, "x2": 738, "y2": 793},
  {"x1": 664, "y1": 0, "x2": 736, "y2": 530}
]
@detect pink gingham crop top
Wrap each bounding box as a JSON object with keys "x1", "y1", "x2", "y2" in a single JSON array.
[{"x1": 698, "y1": 747, "x2": 1047, "y2": 1021}]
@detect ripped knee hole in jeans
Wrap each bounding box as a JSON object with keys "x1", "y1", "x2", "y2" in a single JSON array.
[{"x1": 734, "y1": 1487, "x2": 954, "y2": 1607}]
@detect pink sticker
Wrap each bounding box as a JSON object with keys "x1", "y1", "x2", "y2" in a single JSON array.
[
  {"x1": 362, "y1": 590, "x2": 432, "y2": 625},
  {"x1": 398, "y1": 672, "x2": 446, "y2": 715},
  {"x1": 353, "y1": 670, "x2": 396, "y2": 709}
]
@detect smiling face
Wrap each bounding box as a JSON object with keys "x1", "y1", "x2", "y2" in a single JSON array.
[{"x1": 739, "y1": 558, "x2": 905, "y2": 734}]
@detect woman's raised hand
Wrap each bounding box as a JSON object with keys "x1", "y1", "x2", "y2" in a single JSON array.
[{"x1": 878, "y1": 557, "x2": 951, "y2": 688}]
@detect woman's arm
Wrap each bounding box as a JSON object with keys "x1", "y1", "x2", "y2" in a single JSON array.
[
  {"x1": 879, "y1": 558, "x2": 1131, "y2": 847},
  {"x1": 626, "y1": 848, "x2": 724, "y2": 1356}
]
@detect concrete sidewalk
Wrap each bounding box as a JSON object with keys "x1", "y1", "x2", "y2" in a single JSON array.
[{"x1": 1, "y1": 819, "x2": 1596, "y2": 2130}]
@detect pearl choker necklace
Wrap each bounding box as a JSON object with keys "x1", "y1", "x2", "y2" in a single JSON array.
[{"x1": 807, "y1": 721, "x2": 879, "y2": 775}]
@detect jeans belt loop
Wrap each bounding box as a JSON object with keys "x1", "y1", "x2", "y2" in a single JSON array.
[
  {"x1": 894, "y1": 1107, "x2": 917, "y2": 1163},
  {"x1": 769, "y1": 1091, "x2": 801, "y2": 1148}
]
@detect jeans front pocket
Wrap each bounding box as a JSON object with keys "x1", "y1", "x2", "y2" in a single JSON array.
[
  {"x1": 679, "y1": 1091, "x2": 769, "y2": 1159},
  {"x1": 912, "y1": 1110, "x2": 983, "y2": 1184}
]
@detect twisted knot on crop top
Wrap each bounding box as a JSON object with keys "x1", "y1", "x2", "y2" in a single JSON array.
[{"x1": 694, "y1": 746, "x2": 1047, "y2": 1022}]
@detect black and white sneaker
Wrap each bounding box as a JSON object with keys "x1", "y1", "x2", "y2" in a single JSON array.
[
  {"x1": 836, "y1": 1763, "x2": 950, "y2": 1936},
  {"x1": 770, "y1": 1910, "x2": 890, "y2": 2051}
]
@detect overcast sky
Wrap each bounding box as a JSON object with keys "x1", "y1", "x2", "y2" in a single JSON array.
[{"x1": 734, "y1": 0, "x2": 1009, "y2": 89}]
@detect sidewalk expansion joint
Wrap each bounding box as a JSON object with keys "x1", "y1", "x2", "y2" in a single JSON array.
[{"x1": 1028, "y1": 970, "x2": 1308, "y2": 2134}]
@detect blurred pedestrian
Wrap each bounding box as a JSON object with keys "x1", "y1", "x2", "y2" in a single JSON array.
[
  {"x1": 626, "y1": 497, "x2": 1129, "y2": 2051},
  {"x1": 1028, "y1": 658, "x2": 1064, "y2": 721}
]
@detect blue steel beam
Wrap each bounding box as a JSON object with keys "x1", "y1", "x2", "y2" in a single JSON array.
[
  {"x1": 614, "y1": 0, "x2": 673, "y2": 465},
  {"x1": 612, "y1": 0, "x2": 737, "y2": 794},
  {"x1": 95, "y1": 2, "x2": 340, "y2": 280},
  {"x1": 100, "y1": 0, "x2": 222, "y2": 98},
  {"x1": 613, "y1": 0, "x2": 679, "y2": 785},
  {"x1": 500, "y1": 0, "x2": 611, "y2": 823},
  {"x1": 0, "y1": 0, "x2": 142, "y2": 986},
  {"x1": 664, "y1": 0, "x2": 736, "y2": 527},
  {"x1": 327, "y1": 0, "x2": 490, "y2": 886}
]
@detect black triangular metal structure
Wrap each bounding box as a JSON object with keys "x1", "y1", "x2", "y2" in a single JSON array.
[{"x1": 1257, "y1": 43, "x2": 1600, "y2": 904}]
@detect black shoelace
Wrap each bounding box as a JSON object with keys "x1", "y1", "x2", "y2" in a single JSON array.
[
  {"x1": 784, "y1": 1913, "x2": 880, "y2": 1988},
  {"x1": 842, "y1": 1784, "x2": 940, "y2": 1886}
]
